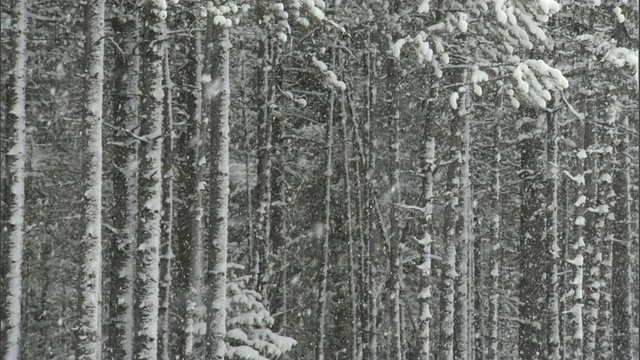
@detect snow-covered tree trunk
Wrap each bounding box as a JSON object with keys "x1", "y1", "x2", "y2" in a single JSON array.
[
  {"x1": 133, "y1": 1, "x2": 166, "y2": 358},
  {"x1": 108, "y1": 3, "x2": 139, "y2": 358},
  {"x1": 568, "y1": 118, "x2": 587, "y2": 360},
  {"x1": 158, "y1": 45, "x2": 174, "y2": 360},
  {"x1": 204, "y1": 20, "x2": 230, "y2": 360},
  {"x1": 611, "y1": 114, "x2": 633, "y2": 360},
  {"x1": 253, "y1": 36, "x2": 272, "y2": 292},
  {"x1": 518, "y1": 111, "x2": 547, "y2": 360},
  {"x1": 546, "y1": 95, "x2": 561, "y2": 360},
  {"x1": 316, "y1": 52, "x2": 335, "y2": 360},
  {"x1": 270, "y1": 44, "x2": 286, "y2": 326},
  {"x1": 417, "y1": 93, "x2": 435, "y2": 360},
  {"x1": 175, "y1": 24, "x2": 205, "y2": 359},
  {"x1": 595, "y1": 105, "x2": 615, "y2": 360},
  {"x1": 439, "y1": 82, "x2": 463, "y2": 360},
  {"x1": 583, "y1": 119, "x2": 600, "y2": 360},
  {"x1": 487, "y1": 116, "x2": 502, "y2": 360},
  {"x1": 454, "y1": 74, "x2": 473, "y2": 360},
  {"x1": 0, "y1": 0, "x2": 28, "y2": 357},
  {"x1": 75, "y1": 0, "x2": 105, "y2": 357}
]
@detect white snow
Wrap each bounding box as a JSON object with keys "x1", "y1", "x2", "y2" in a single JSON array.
[
  {"x1": 449, "y1": 92, "x2": 459, "y2": 109},
  {"x1": 418, "y1": 0, "x2": 430, "y2": 13}
]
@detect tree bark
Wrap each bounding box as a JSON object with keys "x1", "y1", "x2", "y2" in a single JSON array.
[
  {"x1": 76, "y1": 0, "x2": 105, "y2": 357},
  {"x1": 158, "y1": 43, "x2": 174, "y2": 360},
  {"x1": 133, "y1": 2, "x2": 166, "y2": 358},
  {"x1": 546, "y1": 95, "x2": 561, "y2": 360},
  {"x1": 108, "y1": 3, "x2": 139, "y2": 358},
  {"x1": 204, "y1": 20, "x2": 230, "y2": 360},
  {"x1": 1, "y1": 0, "x2": 28, "y2": 357},
  {"x1": 611, "y1": 115, "x2": 633, "y2": 360}
]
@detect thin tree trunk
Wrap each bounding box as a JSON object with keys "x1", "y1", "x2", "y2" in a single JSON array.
[
  {"x1": 253, "y1": 36, "x2": 272, "y2": 293},
  {"x1": 595, "y1": 105, "x2": 615, "y2": 360},
  {"x1": 1, "y1": 0, "x2": 28, "y2": 357},
  {"x1": 611, "y1": 115, "x2": 633, "y2": 360},
  {"x1": 339, "y1": 61, "x2": 359, "y2": 360},
  {"x1": 316, "y1": 50, "x2": 336, "y2": 360},
  {"x1": 158, "y1": 45, "x2": 174, "y2": 360},
  {"x1": 568, "y1": 118, "x2": 587, "y2": 360},
  {"x1": 440, "y1": 85, "x2": 464, "y2": 360},
  {"x1": 204, "y1": 20, "x2": 230, "y2": 360},
  {"x1": 455, "y1": 74, "x2": 473, "y2": 360},
  {"x1": 417, "y1": 98, "x2": 435, "y2": 360},
  {"x1": 108, "y1": 3, "x2": 139, "y2": 358},
  {"x1": 546, "y1": 95, "x2": 561, "y2": 360},
  {"x1": 385, "y1": 45, "x2": 402, "y2": 360},
  {"x1": 133, "y1": 2, "x2": 166, "y2": 358},
  {"x1": 487, "y1": 116, "x2": 502, "y2": 360},
  {"x1": 76, "y1": 0, "x2": 105, "y2": 357},
  {"x1": 583, "y1": 119, "x2": 599, "y2": 360}
]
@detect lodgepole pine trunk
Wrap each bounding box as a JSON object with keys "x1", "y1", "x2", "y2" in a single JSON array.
[
  {"x1": 133, "y1": 1, "x2": 166, "y2": 358},
  {"x1": 204, "y1": 19, "x2": 230, "y2": 360},
  {"x1": 108, "y1": 2, "x2": 139, "y2": 358},
  {"x1": 158, "y1": 43, "x2": 174, "y2": 360},
  {"x1": 76, "y1": 0, "x2": 105, "y2": 358}
]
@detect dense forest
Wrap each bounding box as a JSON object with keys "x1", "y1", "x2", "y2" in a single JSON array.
[{"x1": 1, "y1": 0, "x2": 638, "y2": 359}]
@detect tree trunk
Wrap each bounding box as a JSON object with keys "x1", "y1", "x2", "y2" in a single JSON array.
[
  {"x1": 568, "y1": 118, "x2": 587, "y2": 360},
  {"x1": 174, "y1": 23, "x2": 206, "y2": 359},
  {"x1": 487, "y1": 116, "x2": 502, "y2": 360},
  {"x1": 583, "y1": 119, "x2": 599, "y2": 360},
  {"x1": 158, "y1": 45, "x2": 174, "y2": 360},
  {"x1": 204, "y1": 20, "x2": 230, "y2": 360},
  {"x1": 339, "y1": 59, "x2": 359, "y2": 360},
  {"x1": 133, "y1": 2, "x2": 166, "y2": 358},
  {"x1": 595, "y1": 105, "x2": 615, "y2": 360},
  {"x1": 417, "y1": 93, "x2": 435, "y2": 360},
  {"x1": 611, "y1": 115, "x2": 632, "y2": 360},
  {"x1": 518, "y1": 111, "x2": 547, "y2": 360},
  {"x1": 546, "y1": 95, "x2": 561, "y2": 360},
  {"x1": 76, "y1": 0, "x2": 105, "y2": 357},
  {"x1": 108, "y1": 3, "x2": 139, "y2": 358},
  {"x1": 253, "y1": 36, "x2": 272, "y2": 293},
  {"x1": 1, "y1": 0, "x2": 28, "y2": 357},
  {"x1": 440, "y1": 85, "x2": 464, "y2": 360},
  {"x1": 316, "y1": 50, "x2": 337, "y2": 360}
]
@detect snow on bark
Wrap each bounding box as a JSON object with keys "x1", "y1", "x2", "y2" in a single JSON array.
[
  {"x1": 205, "y1": 21, "x2": 230, "y2": 360},
  {"x1": 568, "y1": 118, "x2": 587, "y2": 359},
  {"x1": 1, "y1": 0, "x2": 28, "y2": 357},
  {"x1": 583, "y1": 120, "x2": 601, "y2": 360},
  {"x1": 75, "y1": 0, "x2": 105, "y2": 358},
  {"x1": 133, "y1": 2, "x2": 166, "y2": 358},
  {"x1": 417, "y1": 100, "x2": 436, "y2": 360},
  {"x1": 175, "y1": 25, "x2": 205, "y2": 359},
  {"x1": 108, "y1": 5, "x2": 139, "y2": 358},
  {"x1": 546, "y1": 94, "x2": 561, "y2": 360}
]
